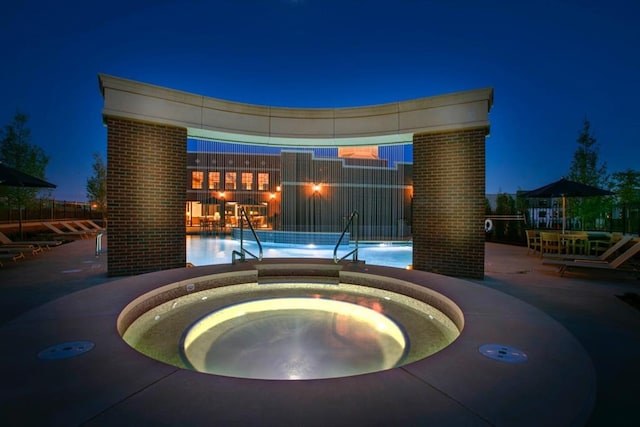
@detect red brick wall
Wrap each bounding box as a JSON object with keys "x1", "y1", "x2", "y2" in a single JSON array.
[
  {"x1": 106, "y1": 117, "x2": 187, "y2": 276},
  {"x1": 412, "y1": 128, "x2": 488, "y2": 279}
]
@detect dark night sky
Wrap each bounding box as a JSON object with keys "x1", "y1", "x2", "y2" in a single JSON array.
[{"x1": 2, "y1": 0, "x2": 638, "y2": 200}]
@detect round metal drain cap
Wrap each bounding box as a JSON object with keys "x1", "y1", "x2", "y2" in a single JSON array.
[
  {"x1": 479, "y1": 344, "x2": 527, "y2": 363},
  {"x1": 38, "y1": 341, "x2": 95, "y2": 360}
]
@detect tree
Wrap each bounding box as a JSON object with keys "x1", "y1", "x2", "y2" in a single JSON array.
[
  {"x1": 611, "y1": 169, "x2": 640, "y2": 233},
  {"x1": 86, "y1": 152, "x2": 107, "y2": 224},
  {"x1": 0, "y1": 112, "x2": 51, "y2": 237},
  {"x1": 611, "y1": 169, "x2": 640, "y2": 205},
  {"x1": 484, "y1": 197, "x2": 492, "y2": 216},
  {"x1": 567, "y1": 119, "x2": 612, "y2": 230}
]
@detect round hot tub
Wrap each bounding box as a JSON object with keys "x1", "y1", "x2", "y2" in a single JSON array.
[{"x1": 118, "y1": 268, "x2": 462, "y2": 380}]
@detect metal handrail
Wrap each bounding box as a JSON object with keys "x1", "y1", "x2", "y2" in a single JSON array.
[
  {"x1": 232, "y1": 207, "x2": 264, "y2": 264},
  {"x1": 333, "y1": 210, "x2": 359, "y2": 263}
]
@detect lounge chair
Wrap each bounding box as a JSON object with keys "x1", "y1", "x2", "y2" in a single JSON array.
[
  {"x1": 81, "y1": 220, "x2": 106, "y2": 232},
  {"x1": 0, "y1": 243, "x2": 41, "y2": 256},
  {"x1": 61, "y1": 221, "x2": 97, "y2": 237},
  {"x1": 42, "y1": 222, "x2": 89, "y2": 239},
  {"x1": 543, "y1": 235, "x2": 632, "y2": 262},
  {"x1": 0, "y1": 252, "x2": 25, "y2": 267},
  {"x1": 543, "y1": 239, "x2": 640, "y2": 277},
  {"x1": 72, "y1": 221, "x2": 106, "y2": 234},
  {"x1": 0, "y1": 247, "x2": 28, "y2": 260},
  {"x1": 589, "y1": 232, "x2": 623, "y2": 256},
  {"x1": 71, "y1": 221, "x2": 93, "y2": 232},
  {"x1": 0, "y1": 235, "x2": 42, "y2": 255},
  {"x1": 0, "y1": 231, "x2": 62, "y2": 252}
]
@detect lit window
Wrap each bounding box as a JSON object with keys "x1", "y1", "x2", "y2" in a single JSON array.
[
  {"x1": 242, "y1": 173, "x2": 253, "y2": 190},
  {"x1": 208, "y1": 171, "x2": 220, "y2": 190},
  {"x1": 258, "y1": 173, "x2": 269, "y2": 191},
  {"x1": 225, "y1": 172, "x2": 236, "y2": 190},
  {"x1": 191, "y1": 171, "x2": 203, "y2": 189}
]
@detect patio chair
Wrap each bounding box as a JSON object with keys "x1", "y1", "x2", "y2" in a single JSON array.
[
  {"x1": 543, "y1": 235, "x2": 632, "y2": 262},
  {"x1": 0, "y1": 231, "x2": 62, "y2": 252},
  {"x1": 540, "y1": 232, "x2": 562, "y2": 257},
  {"x1": 525, "y1": 229, "x2": 541, "y2": 255},
  {"x1": 542, "y1": 239, "x2": 640, "y2": 277}
]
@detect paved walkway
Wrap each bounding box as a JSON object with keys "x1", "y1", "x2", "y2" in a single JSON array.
[
  {"x1": 0, "y1": 238, "x2": 639, "y2": 426},
  {"x1": 0, "y1": 237, "x2": 112, "y2": 325},
  {"x1": 476, "y1": 243, "x2": 640, "y2": 426}
]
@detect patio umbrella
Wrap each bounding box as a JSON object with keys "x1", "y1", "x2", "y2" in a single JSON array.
[
  {"x1": 522, "y1": 177, "x2": 613, "y2": 233},
  {"x1": 0, "y1": 162, "x2": 56, "y2": 188}
]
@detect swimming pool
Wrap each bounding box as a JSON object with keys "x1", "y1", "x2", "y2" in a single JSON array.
[{"x1": 187, "y1": 236, "x2": 413, "y2": 268}]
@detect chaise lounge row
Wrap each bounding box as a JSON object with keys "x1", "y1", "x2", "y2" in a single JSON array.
[
  {"x1": 0, "y1": 221, "x2": 105, "y2": 267},
  {"x1": 0, "y1": 231, "x2": 60, "y2": 267},
  {"x1": 542, "y1": 236, "x2": 640, "y2": 277},
  {"x1": 42, "y1": 221, "x2": 105, "y2": 239}
]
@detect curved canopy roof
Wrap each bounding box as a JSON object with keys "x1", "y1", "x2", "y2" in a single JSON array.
[{"x1": 99, "y1": 74, "x2": 493, "y2": 147}]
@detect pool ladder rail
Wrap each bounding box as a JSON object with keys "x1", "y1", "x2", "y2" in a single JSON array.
[
  {"x1": 232, "y1": 207, "x2": 263, "y2": 264},
  {"x1": 333, "y1": 210, "x2": 361, "y2": 264},
  {"x1": 231, "y1": 208, "x2": 362, "y2": 265}
]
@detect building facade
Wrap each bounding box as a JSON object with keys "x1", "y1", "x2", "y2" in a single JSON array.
[{"x1": 186, "y1": 146, "x2": 413, "y2": 240}]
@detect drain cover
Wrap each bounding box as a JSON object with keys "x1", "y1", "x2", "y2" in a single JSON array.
[
  {"x1": 38, "y1": 341, "x2": 95, "y2": 360},
  {"x1": 479, "y1": 344, "x2": 527, "y2": 363}
]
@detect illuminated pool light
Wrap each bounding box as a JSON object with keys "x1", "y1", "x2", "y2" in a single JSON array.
[{"x1": 182, "y1": 297, "x2": 407, "y2": 380}]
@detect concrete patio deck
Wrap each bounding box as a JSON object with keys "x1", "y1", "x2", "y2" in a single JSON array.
[{"x1": 0, "y1": 238, "x2": 638, "y2": 426}]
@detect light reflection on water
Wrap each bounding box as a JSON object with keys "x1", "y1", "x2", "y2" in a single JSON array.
[{"x1": 186, "y1": 236, "x2": 413, "y2": 269}]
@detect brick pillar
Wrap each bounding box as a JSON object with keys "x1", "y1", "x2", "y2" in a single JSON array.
[
  {"x1": 106, "y1": 117, "x2": 187, "y2": 276},
  {"x1": 412, "y1": 128, "x2": 488, "y2": 279}
]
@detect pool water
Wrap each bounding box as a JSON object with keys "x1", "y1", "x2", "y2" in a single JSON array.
[
  {"x1": 187, "y1": 236, "x2": 413, "y2": 268},
  {"x1": 182, "y1": 297, "x2": 407, "y2": 380}
]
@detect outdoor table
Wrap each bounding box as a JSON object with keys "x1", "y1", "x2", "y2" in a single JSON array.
[
  {"x1": 561, "y1": 232, "x2": 590, "y2": 255},
  {"x1": 540, "y1": 231, "x2": 590, "y2": 256}
]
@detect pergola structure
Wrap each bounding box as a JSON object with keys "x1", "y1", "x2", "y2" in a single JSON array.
[{"x1": 99, "y1": 74, "x2": 493, "y2": 278}]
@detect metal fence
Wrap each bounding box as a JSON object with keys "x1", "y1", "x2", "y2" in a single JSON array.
[
  {"x1": 486, "y1": 203, "x2": 640, "y2": 245},
  {"x1": 0, "y1": 199, "x2": 103, "y2": 223}
]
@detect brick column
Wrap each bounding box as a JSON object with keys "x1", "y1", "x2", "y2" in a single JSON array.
[
  {"x1": 412, "y1": 128, "x2": 488, "y2": 279},
  {"x1": 106, "y1": 117, "x2": 187, "y2": 276}
]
